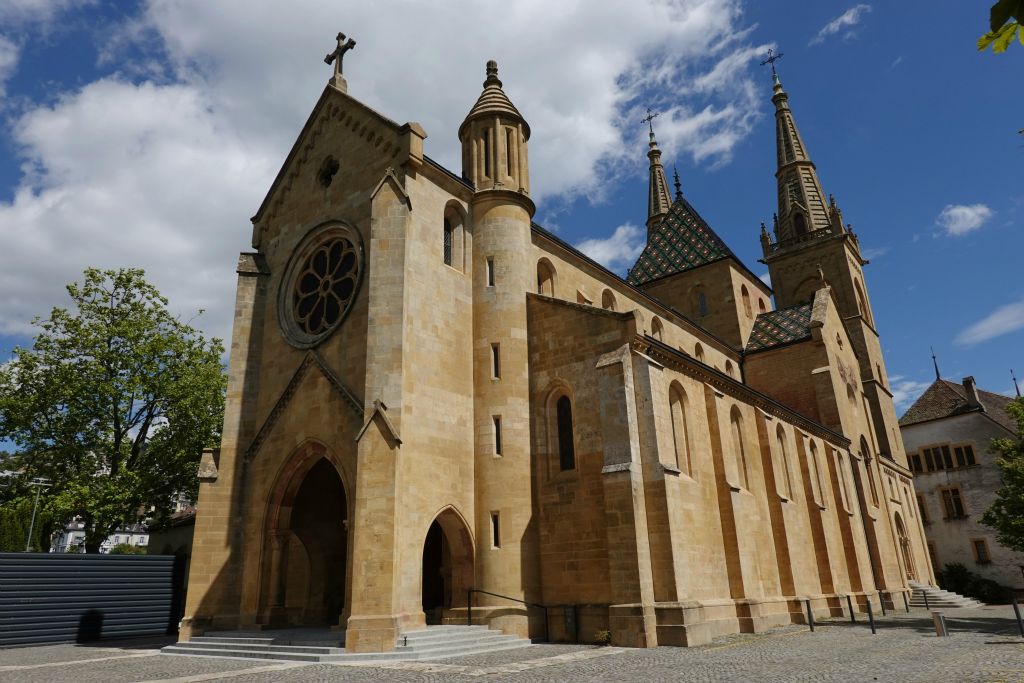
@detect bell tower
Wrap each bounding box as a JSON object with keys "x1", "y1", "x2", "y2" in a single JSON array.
[
  {"x1": 459, "y1": 60, "x2": 530, "y2": 194},
  {"x1": 760, "y1": 71, "x2": 904, "y2": 467}
]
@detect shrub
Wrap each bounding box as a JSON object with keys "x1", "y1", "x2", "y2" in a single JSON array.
[
  {"x1": 108, "y1": 543, "x2": 147, "y2": 555},
  {"x1": 937, "y1": 562, "x2": 1013, "y2": 604}
]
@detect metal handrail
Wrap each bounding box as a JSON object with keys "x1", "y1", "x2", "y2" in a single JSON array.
[{"x1": 467, "y1": 588, "x2": 549, "y2": 642}]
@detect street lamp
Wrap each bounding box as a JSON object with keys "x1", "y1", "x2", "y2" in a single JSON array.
[{"x1": 25, "y1": 477, "x2": 51, "y2": 552}]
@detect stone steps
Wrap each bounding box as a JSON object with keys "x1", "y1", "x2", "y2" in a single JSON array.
[
  {"x1": 161, "y1": 625, "x2": 532, "y2": 663},
  {"x1": 908, "y1": 581, "x2": 985, "y2": 609}
]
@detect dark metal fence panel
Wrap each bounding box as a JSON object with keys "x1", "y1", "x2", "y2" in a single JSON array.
[{"x1": 0, "y1": 552, "x2": 185, "y2": 646}]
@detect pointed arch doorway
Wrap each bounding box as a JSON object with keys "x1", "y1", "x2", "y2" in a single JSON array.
[
  {"x1": 263, "y1": 451, "x2": 349, "y2": 627},
  {"x1": 894, "y1": 512, "x2": 917, "y2": 582},
  {"x1": 421, "y1": 508, "x2": 475, "y2": 625}
]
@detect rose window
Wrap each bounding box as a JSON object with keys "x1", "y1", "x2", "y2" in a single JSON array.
[{"x1": 279, "y1": 224, "x2": 363, "y2": 348}]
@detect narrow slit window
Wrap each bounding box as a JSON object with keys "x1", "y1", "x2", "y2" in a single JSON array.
[
  {"x1": 486, "y1": 257, "x2": 495, "y2": 287},
  {"x1": 491, "y1": 343, "x2": 501, "y2": 379},
  {"x1": 505, "y1": 128, "x2": 514, "y2": 177},
  {"x1": 483, "y1": 132, "x2": 491, "y2": 177},
  {"x1": 493, "y1": 416, "x2": 502, "y2": 456},
  {"x1": 443, "y1": 218, "x2": 454, "y2": 266},
  {"x1": 556, "y1": 395, "x2": 576, "y2": 471},
  {"x1": 490, "y1": 511, "x2": 501, "y2": 548}
]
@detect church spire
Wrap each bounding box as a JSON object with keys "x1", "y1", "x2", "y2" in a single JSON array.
[
  {"x1": 642, "y1": 109, "x2": 672, "y2": 236},
  {"x1": 770, "y1": 67, "x2": 833, "y2": 243}
]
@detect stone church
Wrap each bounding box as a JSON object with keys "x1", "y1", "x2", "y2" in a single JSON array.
[{"x1": 180, "y1": 45, "x2": 933, "y2": 651}]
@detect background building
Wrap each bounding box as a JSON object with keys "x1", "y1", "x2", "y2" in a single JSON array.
[{"x1": 900, "y1": 375, "x2": 1023, "y2": 590}]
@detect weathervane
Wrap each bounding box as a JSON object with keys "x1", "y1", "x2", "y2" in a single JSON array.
[
  {"x1": 325, "y1": 32, "x2": 357, "y2": 90},
  {"x1": 641, "y1": 107, "x2": 660, "y2": 138},
  {"x1": 760, "y1": 48, "x2": 784, "y2": 78},
  {"x1": 931, "y1": 346, "x2": 941, "y2": 380}
]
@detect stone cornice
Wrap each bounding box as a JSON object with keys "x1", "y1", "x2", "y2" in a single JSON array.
[{"x1": 637, "y1": 334, "x2": 851, "y2": 449}]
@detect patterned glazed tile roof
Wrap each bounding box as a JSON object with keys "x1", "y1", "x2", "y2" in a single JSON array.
[
  {"x1": 744, "y1": 303, "x2": 814, "y2": 353},
  {"x1": 626, "y1": 197, "x2": 735, "y2": 286},
  {"x1": 899, "y1": 379, "x2": 1017, "y2": 433}
]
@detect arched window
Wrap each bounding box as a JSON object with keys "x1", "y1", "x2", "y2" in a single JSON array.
[
  {"x1": 669, "y1": 383, "x2": 691, "y2": 476},
  {"x1": 694, "y1": 343, "x2": 705, "y2": 364},
  {"x1": 775, "y1": 425, "x2": 794, "y2": 499},
  {"x1": 854, "y1": 278, "x2": 870, "y2": 323},
  {"x1": 758, "y1": 298, "x2": 767, "y2": 313},
  {"x1": 443, "y1": 204, "x2": 466, "y2": 271},
  {"x1": 601, "y1": 289, "x2": 616, "y2": 311},
  {"x1": 443, "y1": 219, "x2": 454, "y2": 266},
  {"x1": 794, "y1": 213, "x2": 807, "y2": 236},
  {"x1": 556, "y1": 395, "x2": 576, "y2": 471},
  {"x1": 836, "y1": 450, "x2": 852, "y2": 510},
  {"x1": 729, "y1": 407, "x2": 749, "y2": 489},
  {"x1": 724, "y1": 360, "x2": 734, "y2": 378},
  {"x1": 651, "y1": 317, "x2": 664, "y2": 341},
  {"x1": 860, "y1": 437, "x2": 879, "y2": 507},
  {"x1": 694, "y1": 286, "x2": 710, "y2": 317},
  {"x1": 808, "y1": 441, "x2": 825, "y2": 506},
  {"x1": 741, "y1": 285, "x2": 752, "y2": 318},
  {"x1": 537, "y1": 259, "x2": 556, "y2": 296}
]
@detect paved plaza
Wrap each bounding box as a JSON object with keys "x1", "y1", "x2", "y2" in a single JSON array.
[{"x1": 2, "y1": 606, "x2": 1022, "y2": 682}]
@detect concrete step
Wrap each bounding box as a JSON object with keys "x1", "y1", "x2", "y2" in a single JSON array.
[
  {"x1": 172, "y1": 640, "x2": 343, "y2": 655},
  {"x1": 162, "y1": 625, "x2": 533, "y2": 663}
]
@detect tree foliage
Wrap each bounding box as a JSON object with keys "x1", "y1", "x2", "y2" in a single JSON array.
[
  {"x1": 980, "y1": 396, "x2": 1024, "y2": 552},
  {"x1": 0, "y1": 268, "x2": 226, "y2": 553},
  {"x1": 978, "y1": 0, "x2": 1024, "y2": 53}
]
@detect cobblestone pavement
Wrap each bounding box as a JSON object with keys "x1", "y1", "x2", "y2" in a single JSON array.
[{"x1": 1, "y1": 606, "x2": 1022, "y2": 682}]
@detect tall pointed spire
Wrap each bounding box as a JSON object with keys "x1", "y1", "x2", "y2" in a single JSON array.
[
  {"x1": 642, "y1": 108, "x2": 672, "y2": 236},
  {"x1": 931, "y1": 346, "x2": 941, "y2": 380},
  {"x1": 769, "y1": 65, "x2": 832, "y2": 243}
]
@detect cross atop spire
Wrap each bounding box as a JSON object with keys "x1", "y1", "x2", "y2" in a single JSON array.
[
  {"x1": 1012, "y1": 369, "x2": 1020, "y2": 397},
  {"x1": 760, "y1": 48, "x2": 784, "y2": 82},
  {"x1": 931, "y1": 346, "x2": 941, "y2": 380},
  {"x1": 673, "y1": 165, "x2": 682, "y2": 201},
  {"x1": 641, "y1": 108, "x2": 660, "y2": 139}
]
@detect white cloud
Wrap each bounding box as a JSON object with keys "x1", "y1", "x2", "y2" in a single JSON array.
[
  {"x1": 889, "y1": 375, "x2": 932, "y2": 410},
  {"x1": 935, "y1": 203, "x2": 994, "y2": 236},
  {"x1": 759, "y1": 272, "x2": 771, "y2": 286},
  {"x1": 0, "y1": 0, "x2": 89, "y2": 23},
  {"x1": 0, "y1": 0, "x2": 769, "y2": 344},
  {"x1": 955, "y1": 298, "x2": 1024, "y2": 346},
  {"x1": 809, "y1": 4, "x2": 872, "y2": 46},
  {"x1": 576, "y1": 223, "x2": 646, "y2": 273},
  {"x1": 0, "y1": 35, "x2": 17, "y2": 97},
  {"x1": 860, "y1": 246, "x2": 888, "y2": 260}
]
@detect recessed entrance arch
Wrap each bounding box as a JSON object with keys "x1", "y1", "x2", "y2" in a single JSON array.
[
  {"x1": 262, "y1": 442, "x2": 349, "y2": 627},
  {"x1": 894, "y1": 512, "x2": 916, "y2": 582},
  {"x1": 421, "y1": 507, "x2": 475, "y2": 625}
]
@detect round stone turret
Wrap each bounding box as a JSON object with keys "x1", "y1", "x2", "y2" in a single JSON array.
[{"x1": 459, "y1": 61, "x2": 531, "y2": 196}]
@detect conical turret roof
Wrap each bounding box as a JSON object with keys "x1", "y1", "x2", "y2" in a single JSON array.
[{"x1": 459, "y1": 60, "x2": 530, "y2": 140}]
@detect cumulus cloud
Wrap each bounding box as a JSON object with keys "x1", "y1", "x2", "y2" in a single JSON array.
[
  {"x1": 955, "y1": 298, "x2": 1024, "y2": 346},
  {"x1": 935, "y1": 203, "x2": 994, "y2": 236},
  {"x1": 809, "y1": 4, "x2": 872, "y2": 46},
  {"x1": 759, "y1": 272, "x2": 771, "y2": 286},
  {"x1": 0, "y1": 0, "x2": 770, "y2": 344},
  {"x1": 0, "y1": 35, "x2": 17, "y2": 97},
  {"x1": 576, "y1": 223, "x2": 646, "y2": 273},
  {"x1": 889, "y1": 375, "x2": 932, "y2": 411}
]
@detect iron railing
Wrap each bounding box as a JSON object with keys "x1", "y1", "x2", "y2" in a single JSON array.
[{"x1": 467, "y1": 588, "x2": 550, "y2": 642}]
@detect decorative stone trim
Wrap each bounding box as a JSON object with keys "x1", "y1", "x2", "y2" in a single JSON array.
[
  {"x1": 638, "y1": 335, "x2": 851, "y2": 448},
  {"x1": 245, "y1": 351, "x2": 363, "y2": 462},
  {"x1": 197, "y1": 448, "x2": 219, "y2": 482},
  {"x1": 601, "y1": 462, "x2": 632, "y2": 474}
]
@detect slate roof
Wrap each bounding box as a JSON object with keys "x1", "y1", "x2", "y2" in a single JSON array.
[
  {"x1": 744, "y1": 303, "x2": 814, "y2": 353},
  {"x1": 627, "y1": 197, "x2": 736, "y2": 286},
  {"x1": 899, "y1": 379, "x2": 1018, "y2": 433}
]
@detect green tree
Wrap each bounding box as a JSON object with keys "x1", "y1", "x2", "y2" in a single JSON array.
[
  {"x1": 981, "y1": 396, "x2": 1024, "y2": 551},
  {"x1": 0, "y1": 268, "x2": 226, "y2": 553},
  {"x1": 978, "y1": 0, "x2": 1024, "y2": 53}
]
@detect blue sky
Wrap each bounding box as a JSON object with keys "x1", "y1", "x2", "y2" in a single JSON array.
[{"x1": 0, "y1": 0, "x2": 1021, "y2": 412}]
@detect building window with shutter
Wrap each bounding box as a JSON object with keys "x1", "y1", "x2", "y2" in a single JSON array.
[{"x1": 941, "y1": 486, "x2": 967, "y2": 519}]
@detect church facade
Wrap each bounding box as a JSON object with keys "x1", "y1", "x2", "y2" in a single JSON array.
[{"x1": 180, "y1": 51, "x2": 933, "y2": 651}]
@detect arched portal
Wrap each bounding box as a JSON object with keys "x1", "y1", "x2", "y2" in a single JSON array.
[
  {"x1": 894, "y1": 512, "x2": 916, "y2": 581},
  {"x1": 421, "y1": 507, "x2": 474, "y2": 625},
  {"x1": 262, "y1": 446, "x2": 349, "y2": 628}
]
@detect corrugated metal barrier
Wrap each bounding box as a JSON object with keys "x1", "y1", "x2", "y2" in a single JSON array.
[{"x1": 0, "y1": 552, "x2": 185, "y2": 646}]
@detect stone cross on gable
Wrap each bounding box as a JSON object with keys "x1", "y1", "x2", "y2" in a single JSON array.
[{"x1": 325, "y1": 32, "x2": 356, "y2": 90}]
